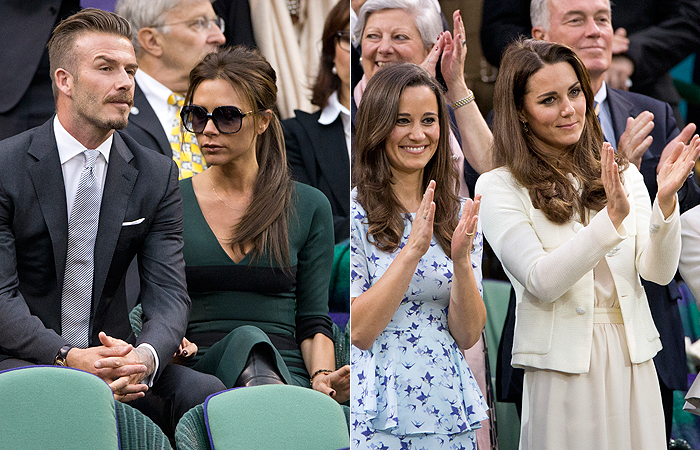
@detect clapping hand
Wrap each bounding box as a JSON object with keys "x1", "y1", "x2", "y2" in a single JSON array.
[
  {"x1": 440, "y1": 10, "x2": 469, "y2": 98},
  {"x1": 405, "y1": 180, "x2": 436, "y2": 259},
  {"x1": 617, "y1": 111, "x2": 654, "y2": 169},
  {"x1": 420, "y1": 11, "x2": 469, "y2": 102},
  {"x1": 657, "y1": 134, "x2": 700, "y2": 218},
  {"x1": 601, "y1": 142, "x2": 630, "y2": 229},
  {"x1": 451, "y1": 194, "x2": 481, "y2": 265}
]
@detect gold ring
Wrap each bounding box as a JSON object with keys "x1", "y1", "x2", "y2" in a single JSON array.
[{"x1": 465, "y1": 232, "x2": 474, "y2": 237}]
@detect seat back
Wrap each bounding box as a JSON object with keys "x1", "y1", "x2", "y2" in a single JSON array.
[
  {"x1": 204, "y1": 385, "x2": 349, "y2": 450},
  {"x1": 0, "y1": 365, "x2": 119, "y2": 450}
]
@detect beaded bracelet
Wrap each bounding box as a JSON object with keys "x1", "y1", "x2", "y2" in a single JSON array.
[
  {"x1": 452, "y1": 90, "x2": 475, "y2": 110},
  {"x1": 309, "y1": 369, "x2": 333, "y2": 385}
]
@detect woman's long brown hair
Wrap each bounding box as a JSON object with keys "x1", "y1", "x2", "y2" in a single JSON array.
[
  {"x1": 184, "y1": 46, "x2": 293, "y2": 268},
  {"x1": 353, "y1": 63, "x2": 460, "y2": 256},
  {"x1": 493, "y1": 39, "x2": 627, "y2": 224}
]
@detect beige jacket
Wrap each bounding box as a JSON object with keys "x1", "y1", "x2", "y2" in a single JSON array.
[{"x1": 475, "y1": 165, "x2": 680, "y2": 373}]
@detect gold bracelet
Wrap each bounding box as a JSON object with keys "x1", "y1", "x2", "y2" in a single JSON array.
[
  {"x1": 309, "y1": 368, "x2": 333, "y2": 385},
  {"x1": 451, "y1": 90, "x2": 475, "y2": 109}
]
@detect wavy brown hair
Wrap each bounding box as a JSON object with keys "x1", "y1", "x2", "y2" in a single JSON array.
[
  {"x1": 353, "y1": 63, "x2": 459, "y2": 256},
  {"x1": 493, "y1": 39, "x2": 626, "y2": 224},
  {"x1": 184, "y1": 46, "x2": 293, "y2": 268},
  {"x1": 311, "y1": 0, "x2": 350, "y2": 108}
]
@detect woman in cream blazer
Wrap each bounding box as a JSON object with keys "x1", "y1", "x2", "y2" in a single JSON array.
[
  {"x1": 478, "y1": 165, "x2": 675, "y2": 373},
  {"x1": 476, "y1": 39, "x2": 700, "y2": 450}
]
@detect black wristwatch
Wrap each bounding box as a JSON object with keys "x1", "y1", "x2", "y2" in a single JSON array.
[{"x1": 54, "y1": 344, "x2": 74, "y2": 366}]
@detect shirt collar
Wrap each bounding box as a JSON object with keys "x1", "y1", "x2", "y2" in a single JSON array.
[
  {"x1": 319, "y1": 91, "x2": 350, "y2": 125},
  {"x1": 135, "y1": 70, "x2": 176, "y2": 110},
  {"x1": 54, "y1": 115, "x2": 112, "y2": 164},
  {"x1": 594, "y1": 81, "x2": 608, "y2": 106}
]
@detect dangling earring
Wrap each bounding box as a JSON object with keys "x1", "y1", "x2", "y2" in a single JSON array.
[
  {"x1": 521, "y1": 121, "x2": 529, "y2": 133},
  {"x1": 332, "y1": 65, "x2": 338, "y2": 75},
  {"x1": 359, "y1": 56, "x2": 362, "y2": 63}
]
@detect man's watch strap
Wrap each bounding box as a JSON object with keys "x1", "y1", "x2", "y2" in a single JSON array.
[{"x1": 54, "y1": 344, "x2": 74, "y2": 366}]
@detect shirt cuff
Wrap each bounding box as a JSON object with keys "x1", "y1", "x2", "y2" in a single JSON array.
[{"x1": 137, "y1": 343, "x2": 159, "y2": 387}]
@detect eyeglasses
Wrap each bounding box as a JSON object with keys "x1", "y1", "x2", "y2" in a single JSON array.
[
  {"x1": 156, "y1": 16, "x2": 225, "y2": 33},
  {"x1": 336, "y1": 30, "x2": 351, "y2": 52},
  {"x1": 181, "y1": 105, "x2": 254, "y2": 134}
]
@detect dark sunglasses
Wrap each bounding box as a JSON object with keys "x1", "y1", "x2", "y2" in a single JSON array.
[{"x1": 180, "y1": 105, "x2": 254, "y2": 134}]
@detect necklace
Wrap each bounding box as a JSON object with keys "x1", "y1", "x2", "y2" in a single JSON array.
[{"x1": 211, "y1": 179, "x2": 246, "y2": 211}]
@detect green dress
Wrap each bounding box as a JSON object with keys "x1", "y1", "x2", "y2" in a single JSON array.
[{"x1": 180, "y1": 178, "x2": 335, "y2": 387}]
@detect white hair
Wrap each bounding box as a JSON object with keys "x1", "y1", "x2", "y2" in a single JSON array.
[
  {"x1": 531, "y1": 0, "x2": 612, "y2": 31},
  {"x1": 115, "y1": 0, "x2": 213, "y2": 56},
  {"x1": 353, "y1": 0, "x2": 442, "y2": 51},
  {"x1": 530, "y1": 0, "x2": 549, "y2": 30}
]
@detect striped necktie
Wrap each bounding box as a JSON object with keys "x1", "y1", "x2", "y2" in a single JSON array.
[
  {"x1": 61, "y1": 149, "x2": 100, "y2": 348},
  {"x1": 168, "y1": 93, "x2": 207, "y2": 179}
]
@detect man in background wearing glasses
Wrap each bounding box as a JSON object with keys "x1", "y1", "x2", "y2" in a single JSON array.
[{"x1": 116, "y1": 0, "x2": 225, "y2": 179}]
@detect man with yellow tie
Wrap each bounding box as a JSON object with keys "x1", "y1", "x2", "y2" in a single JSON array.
[{"x1": 116, "y1": 0, "x2": 226, "y2": 179}]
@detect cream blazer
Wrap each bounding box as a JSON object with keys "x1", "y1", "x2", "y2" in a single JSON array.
[{"x1": 475, "y1": 165, "x2": 680, "y2": 374}]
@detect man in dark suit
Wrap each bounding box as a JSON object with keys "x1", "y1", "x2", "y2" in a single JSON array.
[
  {"x1": 0, "y1": 9, "x2": 224, "y2": 438},
  {"x1": 481, "y1": 0, "x2": 700, "y2": 126},
  {"x1": 494, "y1": 0, "x2": 700, "y2": 442},
  {"x1": 115, "y1": 0, "x2": 225, "y2": 176}
]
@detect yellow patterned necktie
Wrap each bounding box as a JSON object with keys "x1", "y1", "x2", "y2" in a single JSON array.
[{"x1": 168, "y1": 93, "x2": 207, "y2": 179}]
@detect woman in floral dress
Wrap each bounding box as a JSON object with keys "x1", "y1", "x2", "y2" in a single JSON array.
[{"x1": 350, "y1": 63, "x2": 488, "y2": 449}]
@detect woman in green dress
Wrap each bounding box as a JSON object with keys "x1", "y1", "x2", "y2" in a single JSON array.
[{"x1": 175, "y1": 46, "x2": 349, "y2": 403}]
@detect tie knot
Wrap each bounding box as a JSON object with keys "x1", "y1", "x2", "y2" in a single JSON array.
[
  {"x1": 168, "y1": 93, "x2": 185, "y2": 108},
  {"x1": 83, "y1": 149, "x2": 99, "y2": 169}
]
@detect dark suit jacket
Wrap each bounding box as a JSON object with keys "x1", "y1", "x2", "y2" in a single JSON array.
[
  {"x1": 608, "y1": 87, "x2": 699, "y2": 390},
  {"x1": 121, "y1": 82, "x2": 172, "y2": 158},
  {"x1": 282, "y1": 110, "x2": 350, "y2": 244},
  {"x1": 0, "y1": 0, "x2": 78, "y2": 113},
  {"x1": 212, "y1": 0, "x2": 257, "y2": 49},
  {"x1": 0, "y1": 119, "x2": 189, "y2": 381}
]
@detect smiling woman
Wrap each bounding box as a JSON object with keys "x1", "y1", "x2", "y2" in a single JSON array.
[
  {"x1": 476, "y1": 38, "x2": 700, "y2": 450},
  {"x1": 352, "y1": 0, "x2": 494, "y2": 197},
  {"x1": 350, "y1": 62, "x2": 487, "y2": 449},
  {"x1": 518, "y1": 62, "x2": 586, "y2": 157},
  {"x1": 383, "y1": 85, "x2": 440, "y2": 177}
]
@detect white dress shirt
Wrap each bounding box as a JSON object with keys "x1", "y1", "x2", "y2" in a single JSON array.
[
  {"x1": 54, "y1": 116, "x2": 159, "y2": 384},
  {"x1": 135, "y1": 70, "x2": 179, "y2": 138},
  {"x1": 594, "y1": 82, "x2": 617, "y2": 150}
]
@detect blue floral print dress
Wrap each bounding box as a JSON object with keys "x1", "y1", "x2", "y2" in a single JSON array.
[{"x1": 350, "y1": 189, "x2": 488, "y2": 450}]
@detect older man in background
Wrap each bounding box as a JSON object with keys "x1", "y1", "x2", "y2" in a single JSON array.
[{"x1": 116, "y1": 0, "x2": 225, "y2": 179}]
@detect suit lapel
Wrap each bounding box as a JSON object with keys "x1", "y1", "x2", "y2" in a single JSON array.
[
  {"x1": 129, "y1": 83, "x2": 172, "y2": 157},
  {"x1": 607, "y1": 88, "x2": 636, "y2": 144},
  {"x1": 312, "y1": 117, "x2": 350, "y2": 215},
  {"x1": 92, "y1": 132, "x2": 137, "y2": 318},
  {"x1": 297, "y1": 112, "x2": 350, "y2": 216},
  {"x1": 27, "y1": 120, "x2": 69, "y2": 287}
]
